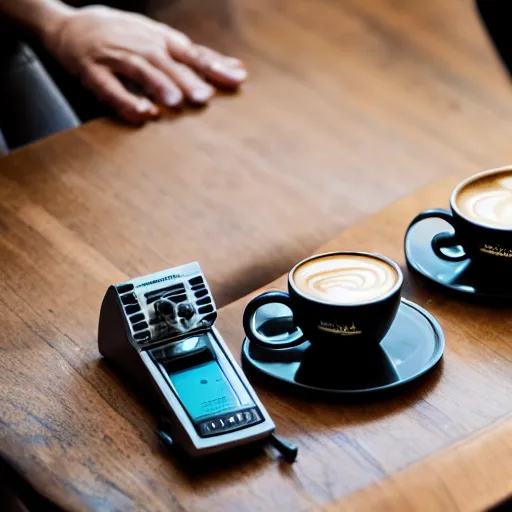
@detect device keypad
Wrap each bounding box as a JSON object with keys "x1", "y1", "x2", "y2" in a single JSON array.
[{"x1": 199, "y1": 408, "x2": 262, "y2": 437}]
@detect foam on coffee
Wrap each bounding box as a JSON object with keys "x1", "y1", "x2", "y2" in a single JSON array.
[
  {"x1": 456, "y1": 170, "x2": 512, "y2": 228},
  {"x1": 293, "y1": 254, "x2": 398, "y2": 305}
]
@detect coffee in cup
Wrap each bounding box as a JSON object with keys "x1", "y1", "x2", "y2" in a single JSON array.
[
  {"x1": 293, "y1": 253, "x2": 399, "y2": 305},
  {"x1": 409, "y1": 166, "x2": 512, "y2": 265},
  {"x1": 242, "y1": 252, "x2": 403, "y2": 350},
  {"x1": 456, "y1": 169, "x2": 512, "y2": 228}
]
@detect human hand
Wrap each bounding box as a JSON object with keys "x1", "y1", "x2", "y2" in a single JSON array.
[{"x1": 44, "y1": 6, "x2": 247, "y2": 123}]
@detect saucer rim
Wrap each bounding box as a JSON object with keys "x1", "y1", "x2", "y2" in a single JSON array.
[
  {"x1": 404, "y1": 216, "x2": 512, "y2": 299},
  {"x1": 241, "y1": 298, "x2": 445, "y2": 395}
]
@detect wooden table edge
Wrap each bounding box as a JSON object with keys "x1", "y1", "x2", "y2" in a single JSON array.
[{"x1": 326, "y1": 412, "x2": 512, "y2": 512}]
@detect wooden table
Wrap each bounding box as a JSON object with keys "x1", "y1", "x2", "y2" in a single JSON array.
[
  {"x1": 5, "y1": 176, "x2": 512, "y2": 512},
  {"x1": 3, "y1": 0, "x2": 512, "y2": 510}
]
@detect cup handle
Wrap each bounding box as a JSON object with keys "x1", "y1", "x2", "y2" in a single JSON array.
[
  {"x1": 408, "y1": 208, "x2": 468, "y2": 262},
  {"x1": 242, "y1": 290, "x2": 306, "y2": 349}
]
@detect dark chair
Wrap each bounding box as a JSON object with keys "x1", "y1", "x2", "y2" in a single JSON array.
[
  {"x1": 476, "y1": 0, "x2": 512, "y2": 77},
  {"x1": 0, "y1": 33, "x2": 80, "y2": 152}
]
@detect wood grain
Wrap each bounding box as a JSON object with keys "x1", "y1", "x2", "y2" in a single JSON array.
[
  {"x1": 5, "y1": 0, "x2": 509, "y2": 310},
  {"x1": 2, "y1": 0, "x2": 512, "y2": 510},
  {"x1": 329, "y1": 412, "x2": 512, "y2": 511}
]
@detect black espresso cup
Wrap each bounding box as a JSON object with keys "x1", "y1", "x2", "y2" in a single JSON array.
[
  {"x1": 242, "y1": 252, "x2": 403, "y2": 350},
  {"x1": 409, "y1": 166, "x2": 512, "y2": 266}
]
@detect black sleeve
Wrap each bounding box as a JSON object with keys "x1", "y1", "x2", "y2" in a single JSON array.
[
  {"x1": 0, "y1": 26, "x2": 79, "y2": 151},
  {"x1": 476, "y1": 0, "x2": 512, "y2": 77}
]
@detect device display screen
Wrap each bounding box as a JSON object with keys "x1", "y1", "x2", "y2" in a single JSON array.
[{"x1": 169, "y1": 361, "x2": 241, "y2": 420}]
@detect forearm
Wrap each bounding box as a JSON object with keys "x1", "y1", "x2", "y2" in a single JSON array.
[{"x1": 0, "y1": 0, "x2": 75, "y2": 42}]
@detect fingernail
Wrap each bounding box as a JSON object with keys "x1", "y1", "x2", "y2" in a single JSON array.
[
  {"x1": 191, "y1": 87, "x2": 214, "y2": 103},
  {"x1": 211, "y1": 62, "x2": 247, "y2": 81},
  {"x1": 224, "y1": 57, "x2": 244, "y2": 68},
  {"x1": 136, "y1": 98, "x2": 153, "y2": 113},
  {"x1": 164, "y1": 90, "x2": 182, "y2": 107}
]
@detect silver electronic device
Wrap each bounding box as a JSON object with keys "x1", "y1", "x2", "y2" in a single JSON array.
[{"x1": 98, "y1": 262, "x2": 297, "y2": 462}]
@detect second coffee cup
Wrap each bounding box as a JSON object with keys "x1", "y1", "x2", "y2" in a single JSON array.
[
  {"x1": 243, "y1": 252, "x2": 403, "y2": 350},
  {"x1": 409, "y1": 166, "x2": 512, "y2": 266}
]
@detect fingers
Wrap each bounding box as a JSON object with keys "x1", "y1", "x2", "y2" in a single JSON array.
[
  {"x1": 81, "y1": 26, "x2": 247, "y2": 121},
  {"x1": 179, "y1": 44, "x2": 248, "y2": 89},
  {"x1": 82, "y1": 64, "x2": 159, "y2": 124},
  {"x1": 109, "y1": 53, "x2": 184, "y2": 108},
  {"x1": 164, "y1": 28, "x2": 247, "y2": 89},
  {"x1": 148, "y1": 53, "x2": 215, "y2": 104}
]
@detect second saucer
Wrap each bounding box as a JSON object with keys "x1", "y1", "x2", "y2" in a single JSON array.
[{"x1": 405, "y1": 215, "x2": 512, "y2": 301}]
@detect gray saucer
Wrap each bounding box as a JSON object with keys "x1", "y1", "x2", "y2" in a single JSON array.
[{"x1": 241, "y1": 299, "x2": 444, "y2": 395}]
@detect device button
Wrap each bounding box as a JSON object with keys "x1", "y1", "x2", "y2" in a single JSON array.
[
  {"x1": 121, "y1": 293, "x2": 138, "y2": 306},
  {"x1": 125, "y1": 304, "x2": 141, "y2": 315},
  {"x1": 227, "y1": 416, "x2": 236, "y2": 426},
  {"x1": 200, "y1": 422, "x2": 212, "y2": 436},
  {"x1": 117, "y1": 283, "x2": 134, "y2": 294},
  {"x1": 154, "y1": 298, "x2": 175, "y2": 317},
  {"x1": 199, "y1": 418, "x2": 230, "y2": 437},
  {"x1": 134, "y1": 330, "x2": 151, "y2": 343},
  {"x1": 177, "y1": 302, "x2": 195, "y2": 320},
  {"x1": 189, "y1": 276, "x2": 204, "y2": 286},
  {"x1": 129, "y1": 313, "x2": 145, "y2": 324},
  {"x1": 198, "y1": 305, "x2": 214, "y2": 314},
  {"x1": 251, "y1": 409, "x2": 261, "y2": 421},
  {"x1": 132, "y1": 321, "x2": 149, "y2": 332},
  {"x1": 200, "y1": 421, "x2": 217, "y2": 435}
]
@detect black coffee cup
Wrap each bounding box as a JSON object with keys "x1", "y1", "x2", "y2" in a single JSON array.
[
  {"x1": 409, "y1": 167, "x2": 512, "y2": 266},
  {"x1": 242, "y1": 252, "x2": 403, "y2": 350}
]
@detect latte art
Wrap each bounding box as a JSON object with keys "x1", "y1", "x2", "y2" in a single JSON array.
[
  {"x1": 457, "y1": 172, "x2": 512, "y2": 228},
  {"x1": 293, "y1": 255, "x2": 398, "y2": 305}
]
